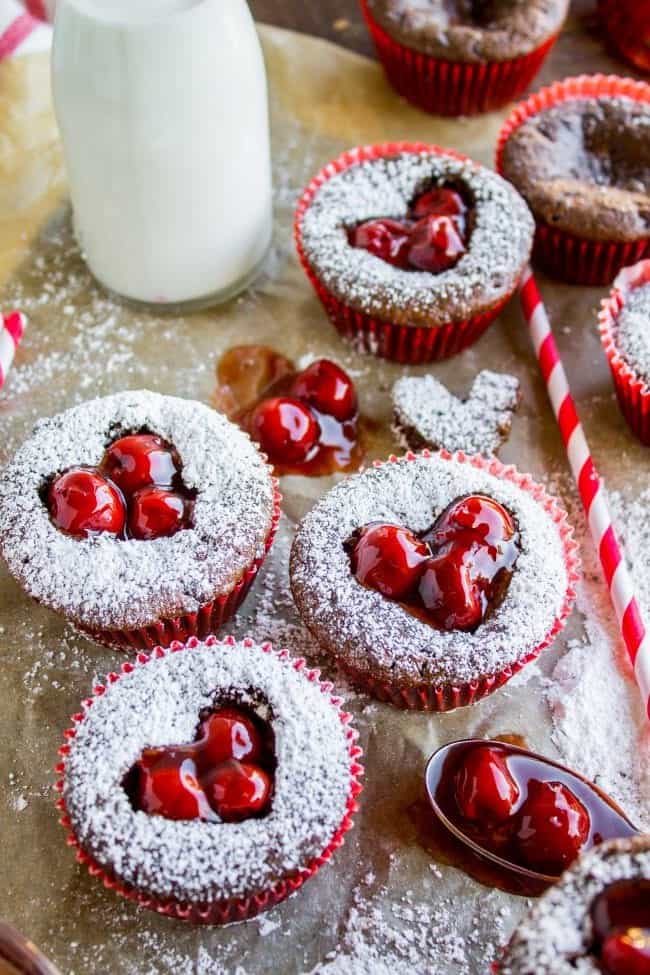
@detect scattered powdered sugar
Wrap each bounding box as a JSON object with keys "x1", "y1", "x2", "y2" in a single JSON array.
[
  {"x1": 547, "y1": 484, "x2": 650, "y2": 833},
  {"x1": 290, "y1": 453, "x2": 571, "y2": 687},
  {"x1": 392, "y1": 369, "x2": 521, "y2": 456},
  {"x1": 0, "y1": 390, "x2": 274, "y2": 630},
  {"x1": 299, "y1": 151, "x2": 534, "y2": 327},
  {"x1": 63, "y1": 638, "x2": 353, "y2": 904},
  {"x1": 499, "y1": 837, "x2": 650, "y2": 974},
  {"x1": 611, "y1": 280, "x2": 650, "y2": 384}
]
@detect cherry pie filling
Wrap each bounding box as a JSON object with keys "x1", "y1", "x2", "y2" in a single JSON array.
[
  {"x1": 124, "y1": 702, "x2": 275, "y2": 824},
  {"x1": 46, "y1": 432, "x2": 195, "y2": 542},
  {"x1": 432, "y1": 741, "x2": 637, "y2": 881},
  {"x1": 346, "y1": 494, "x2": 520, "y2": 632},
  {"x1": 214, "y1": 346, "x2": 363, "y2": 476},
  {"x1": 347, "y1": 185, "x2": 471, "y2": 275},
  {"x1": 590, "y1": 880, "x2": 650, "y2": 975}
]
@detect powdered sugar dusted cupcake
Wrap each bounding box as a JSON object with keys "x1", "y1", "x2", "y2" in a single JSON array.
[
  {"x1": 0, "y1": 391, "x2": 280, "y2": 650},
  {"x1": 392, "y1": 370, "x2": 521, "y2": 455},
  {"x1": 295, "y1": 144, "x2": 534, "y2": 364},
  {"x1": 56, "y1": 636, "x2": 363, "y2": 924},
  {"x1": 497, "y1": 835, "x2": 650, "y2": 974},
  {"x1": 290, "y1": 452, "x2": 579, "y2": 711},
  {"x1": 600, "y1": 260, "x2": 650, "y2": 445}
]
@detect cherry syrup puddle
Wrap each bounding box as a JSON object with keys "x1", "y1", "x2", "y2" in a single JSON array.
[
  {"x1": 347, "y1": 184, "x2": 472, "y2": 274},
  {"x1": 213, "y1": 345, "x2": 365, "y2": 476}
]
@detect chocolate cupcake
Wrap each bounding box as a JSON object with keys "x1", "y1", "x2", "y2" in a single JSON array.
[
  {"x1": 360, "y1": 0, "x2": 568, "y2": 116},
  {"x1": 497, "y1": 75, "x2": 650, "y2": 285},
  {"x1": 56, "y1": 636, "x2": 363, "y2": 924},
  {"x1": 599, "y1": 259, "x2": 650, "y2": 445},
  {"x1": 295, "y1": 143, "x2": 534, "y2": 364},
  {"x1": 290, "y1": 451, "x2": 578, "y2": 711},
  {"x1": 0, "y1": 391, "x2": 280, "y2": 650},
  {"x1": 498, "y1": 835, "x2": 650, "y2": 974}
]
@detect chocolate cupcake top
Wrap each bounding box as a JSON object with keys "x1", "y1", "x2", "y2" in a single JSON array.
[
  {"x1": 500, "y1": 96, "x2": 650, "y2": 243},
  {"x1": 290, "y1": 453, "x2": 573, "y2": 688},
  {"x1": 61, "y1": 638, "x2": 356, "y2": 904},
  {"x1": 365, "y1": 0, "x2": 569, "y2": 62},
  {"x1": 299, "y1": 150, "x2": 534, "y2": 328},
  {"x1": 0, "y1": 391, "x2": 275, "y2": 631},
  {"x1": 611, "y1": 281, "x2": 650, "y2": 385},
  {"x1": 499, "y1": 836, "x2": 650, "y2": 974}
]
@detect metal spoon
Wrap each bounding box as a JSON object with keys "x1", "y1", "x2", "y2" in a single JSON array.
[
  {"x1": 0, "y1": 923, "x2": 61, "y2": 975},
  {"x1": 425, "y1": 738, "x2": 640, "y2": 889}
]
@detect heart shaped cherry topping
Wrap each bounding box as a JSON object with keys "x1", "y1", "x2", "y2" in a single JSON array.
[
  {"x1": 48, "y1": 468, "x2": 126, "y2": 538},
  {"x1": 348, "y1": 185, "x2": 470, "y2": 274},
  {"x1": 47, "y1": 432, "x2": 194, "y2": 542},
  {"x1": 101, "y1": 433, "x2": 180, "y2": 496},
  {"x1": 127, "y1": 703, "x2": 274, "y2": 823},
  {"x1": 347, "y1": 494, "x2": 519, "y2": 632},
  {"x1": 592, "y1": 880, "x2": 650, "y2": 975}
]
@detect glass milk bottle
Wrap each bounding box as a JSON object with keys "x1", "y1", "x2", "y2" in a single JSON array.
[{"x1": 52, "y1": 0, "x2": 272, "y2": 310}]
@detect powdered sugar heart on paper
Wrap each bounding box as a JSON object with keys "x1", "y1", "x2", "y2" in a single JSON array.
[{"x1": 392, "y1": 370, "x2": 520, "y2": 456}]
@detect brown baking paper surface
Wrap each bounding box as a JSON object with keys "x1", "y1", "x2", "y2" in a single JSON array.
[{"x1": 0, "y1": 10, "x2": 649, "y2": 974}]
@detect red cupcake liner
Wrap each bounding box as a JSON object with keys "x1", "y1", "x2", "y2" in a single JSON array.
[
  {"x1": 359, "y1": 0, "x2": 559, "y2": 117},
  {"x1": 337, "y1": 450, "x2": 580, "y2": 712},
  {"x1": 54, "y1": 635, "x2": 364, "y2": 925},
  {"x1": 496, "y1": 75, "x2": 650, "y2": 286},
  {"x1": 599, "y1": 259, "x2": 650, "y2": 445},
  {"x1": 598, "y1": 1, "x2": 650, "y2": 75},
  {"x1": 294, "y1": 142, "x2": 516, "y2": 364},
  {"x1": 78, "y1": 480, "x2": 282, "y2": 652}
]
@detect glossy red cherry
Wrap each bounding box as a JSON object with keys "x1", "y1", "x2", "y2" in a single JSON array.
[
  {"x1": 514, "y1": 779, "x2": 590, "y2": 876},
  {"x1": 407, "y1": 214, "x2": 467, "y2": 273},
  {"x1": 128, "y1": 486, "x2": 189, "y2": 541},
  {"x1": 418, "y1": 545, "x2": 484, "y2": 631},
  {"x1": 349, "y1": 218, "x2": 412, "y2": 269},
  {"x1": 251, "y1": 396, "x2": 320, "y2": 464},
  {"x1": 204, "y1": 759, "x2": 272, "y2": 822},
  {"x1": 601, "y1": 930, "x2": 650, "y2": 975},
  {"x1": 291, "y1": 359, "x2": 358, "y2": 422},
  {"x1": 411, "y1": 187, "x2": 467, "y2": 222},
  {"x1": 136, "y1": 750, "x2": 211, "y2": 821},
  {"x1": 592, "y1": 880, "x2": 650, "y2": 942},
  {"x1": 196, "y1": 708, "x2": 263, "y2": 768},
  {"x1": 425, "y1": 495, "x2": 516, "y2": 551},
  {"x1": 351, "y1": 523, "x2": 430, "y2": 600},
  {"x1": 48, "y1": 467, "x2": 126, "y2": 538},
  {"x1": 454, "y1": 745, "x2": 521, "y2": 825},
  {"x1": 101, "y1": 434, "x2": 179, "y2": 497}
]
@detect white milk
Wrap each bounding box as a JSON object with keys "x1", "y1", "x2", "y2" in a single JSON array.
[{"x1": 52, "y1": 0, "x2": 272, "y2": 309}]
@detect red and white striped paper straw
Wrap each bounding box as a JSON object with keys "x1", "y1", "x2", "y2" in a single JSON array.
[
  {"x1": 0, "y1": 310, "x2": 26, "y2": 389},
  {"x1": 519, "y1": 267, "x2": 650, "y2": 720}
]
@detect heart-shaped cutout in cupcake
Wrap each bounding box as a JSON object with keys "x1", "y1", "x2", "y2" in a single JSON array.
[{"x1": 392, "y1": 370, "x2": 520, "y2": 456}]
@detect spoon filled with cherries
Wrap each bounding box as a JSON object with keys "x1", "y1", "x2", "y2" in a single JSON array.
[{"x1": 424, "y1": 739, "x2": 640, "y2": 891}]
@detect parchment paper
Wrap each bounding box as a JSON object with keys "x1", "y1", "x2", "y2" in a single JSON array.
[{"x1": 0, "y1": 11, "x2": 648, "y2": 974}]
